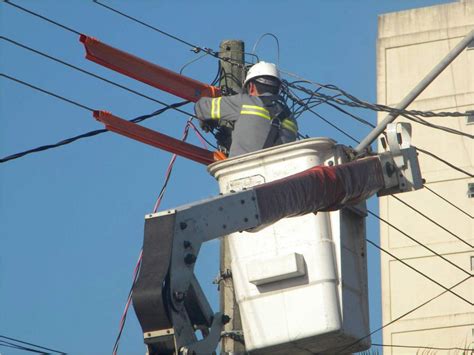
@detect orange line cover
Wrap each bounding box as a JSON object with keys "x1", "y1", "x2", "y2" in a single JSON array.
[
  {"x1": 94, "y1": 111, "x2": 216, "y2": 165},
  {"x1": 80, "y1": 35, "x2": 221, "y2": 102}
]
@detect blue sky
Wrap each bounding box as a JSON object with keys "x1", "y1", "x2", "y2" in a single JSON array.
[{"x1": 0, "y1": 0, "x2": 454, "y2": 354}]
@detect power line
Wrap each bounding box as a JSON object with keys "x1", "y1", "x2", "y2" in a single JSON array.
[
  {"x1": 16, "y1": 0, "x2": 465, "y2": 133},
  {"x1": 366, "y1": 238, "x2": 472, "y2": 306},
  {"x1": 289, "y1": 81, "x2": 470, "y2": 119},
  {"x1": 371, "y1": 343, "x2": 473, "y2": 352},
  {"x1": 0, "y1": 73, "x2": 94, "y2": 112},
  {"x1": 0, "y1": 72, "x2": 190, "y2": 163},
  {"x1": 424, "y1": 185, "x2": 473, "y2": 219},
  {"x1": 416, "y1": 146, "x2": 474, "y2": 178},
  {"x1": 6, "y1": 0, "x2": 472, "y2": 344},
  {"x1": 284, "y1": 86, "x2": 361, "y2": 144},
  {"x1": 391, "y1": 195, "x2": 473, "y2": 248},
  {"x1": 0, "y1": 334, "x2": 66, "y2": 354},
  {"x1": 0, "y1": 340, "x2": 48, "y2": 354},
  {"x1": 92, "y1": 0, "x2": 199, "y2": 50},
  {"x1": 3, "y1": 0, "x2": 81, "y2": 36},
  {"x1": 112, "y1": 119, "x2": 200, "y2": 354},
  {"x1": 91, "y1": 0, "x2": 251, "y2": 70},
  {"x1": 336, "y1": 275, "x2": 471, "y2": 352},
  {"x1": 0, "y1": 36, "x2": 197, "y2": 117},
  {"x1": 368, "y1": 210, "x2": 472, "y2": 276}
]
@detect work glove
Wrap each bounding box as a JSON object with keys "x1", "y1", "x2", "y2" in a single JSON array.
[{"x1": 199, "y1": 119, "x2": 217, "y2": 133}]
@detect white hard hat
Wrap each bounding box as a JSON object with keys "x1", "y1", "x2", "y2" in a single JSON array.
[{"x1": 243, "y1": 61, "x2": 281, "y2": 87}]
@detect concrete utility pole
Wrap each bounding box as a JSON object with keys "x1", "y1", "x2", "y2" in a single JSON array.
[{"x1": 218, "y1": 39, "x2": 246, "y2": 354}]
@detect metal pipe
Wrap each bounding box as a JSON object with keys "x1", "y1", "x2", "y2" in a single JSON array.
[{"x1": 355, "y1": 29, "x2": 474, "y2": 155}]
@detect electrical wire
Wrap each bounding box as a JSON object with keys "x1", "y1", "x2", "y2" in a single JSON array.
[
  {"x1": 92, "y1": 0, "x2": 201, "y2": 51},
  {"x1": 5, "y1": 2, "x2": 472, "y2": 348},
  {"x1": 251, "y1": 33, "x2": 280, "y2": 66},
  {"x1": 0, "y1": 340, "x2": 48, "y2": 354},
  {"x1": 390, "y1": 196, "x2": 473, "y2": 248},
  {"x1": 88, "y1": 0, "x2": 469, "y2": 128},
  {"x1": 179, "y1": 52, "x2": 210, "y2": 74},
  {"x1": 112, "y1": 118, "x2": 205, "y2": 354},
  {"x1": 9, "y1": 0, "x2": 467, "y2": 130},
  {"x1": 424, "y1": 185, "x2": 473, "y2": 219},
  {"x1": 416, "y1": 146, "x2": 474, "y2": 178},
  {"x1": 19, "y1": 0, "x2": 464, "y2": 128},
  {"x1": 0, "y1": 36, "x2": 196, "y2": 117},
  {"x1": 91, "y1": 0, "x2": 267, "y2": 77},
  {"x1": 371, "y1": 343, "x2": 473, "y2": 352},
  {"x1": 288, "y1": 81, "x2": 472, "y2": 138},
  {"x1": 335, "y1": 275, "x2": 471, "y2": 352},
  {"x1": 288, "y1": 81, "x2": 471, "y2": 119},
  {"x1": 284, "y1": 86, "x2": 361, "y2": 144},
  {"x1": 112, "y1": 249, "x2": 142, "y2": 355},
  {"x1": 366, "y1": 238, "x2": 472, "y2": 306},
  {"x1": 0, "y1": 334, "x2": 66, "y2": 354},
  {"x1": 368, "y1": 210, "x2": 472, "y2": 276},
  {"x1": 3, "y1": 0, "x2": 82, "y2": 36},
  {"x1": 0, "y1": 73, "x2": 190, "y2": 163},
  {"x1": 0, "y1": 73, "x2": 94, "y2": 112}
]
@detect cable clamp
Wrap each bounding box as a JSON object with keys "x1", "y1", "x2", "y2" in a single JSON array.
[{"x1": 213, "y1": 269, "x2": 232, "y2": 290}]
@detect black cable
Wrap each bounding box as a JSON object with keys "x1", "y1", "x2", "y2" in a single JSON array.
[
  {"x1": 0, "y1": 73, "x2": 94, "y2": 112},
  {"x1": 391, "y1": 196, "x2": 473, "y2": 248},
  {"x1": 0, "y1": 334, "x2": 66, "y2": 354},
  {"x1": 284, "y1": 87, "x2": 361, "y2": 144},
  {"x1": 92, "y1": 0, "x2": 199, "y2": 50},
  {"x1": 424, "y1": 185, "x2": 473, "y2": 219},
  {"x1": 285, "y1": 80, "x2": 473, "y2": 265},
  {"x1": 0, "y1": 36, "x2": 197, "y2": 117},
  {"x1": 336, "y1": 275, "x2": 471, "y2": 352},
  {"x1": 0, "y1": 73, "x2": 190, "y2": 163},
  {"x1": 0, "y1": 101, "x2": 188, "y2": 163},
  {"x1": 290, "y1": 81, "x2": 470, "y2": 119},
  {"x1": 416, "y1": 146, "x2": 474, "y2": 178},
  {"x1": 402, "y1": 112, "x2": 473, "y2": 139},
  {"x1": 0, "y1": 340, "x2": 48, "y2": 354},
  {"x1": 368, "y1": 210, "x2": 472, "y2": 276},
  {"x1": 371, "y1": 343, "x2": 473, "y2": 352},
  {"x1": 91, "y1": 0, "x2": 252, "y2": 71},
  {"x1": 324, "y1": 100, "x2": 376, "y2": 128},
  {"x1": 3, "y1": 0, "x2": 82, "y2": 36},
  {"x1": 366, "y1": 238, "x2": 472, "y2": 306},
  {"x1": 111, "y1": 255, "x2": 142, "y2": 355}
]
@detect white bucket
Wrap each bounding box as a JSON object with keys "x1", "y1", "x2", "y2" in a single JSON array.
[{"x1": 208, "y1": 138, "x2": 371, "y2": 354}]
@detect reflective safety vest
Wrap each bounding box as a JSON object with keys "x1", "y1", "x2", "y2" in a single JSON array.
[{"x1": 195, "y1": 93, "x2": 298, "y2": 157}]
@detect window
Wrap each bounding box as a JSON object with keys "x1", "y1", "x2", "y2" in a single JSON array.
[
  {"x1": 467, "y1": 111, "x2": 474, "y2": 125},
  {"x1": 468, "y1": 183, "x2": 474, "y2": 198}
]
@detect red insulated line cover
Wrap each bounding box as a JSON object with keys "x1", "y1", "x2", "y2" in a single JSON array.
[
  {"x1": 254, "y1": 157, "x2": 385, "y2": 226},
  {"x1": 93, "y1": 111, "x2": 215, "y2": 165},
  {"x1": 80, "y1": 35, "x2": 221, "y2": 102}
]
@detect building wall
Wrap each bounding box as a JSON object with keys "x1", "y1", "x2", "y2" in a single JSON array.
[{"x1": 377, "y1": 1, "x2": 473, "y2": 353}]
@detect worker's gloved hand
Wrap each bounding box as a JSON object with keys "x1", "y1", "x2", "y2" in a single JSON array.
[{"x1": 199, "y1": 119, "x2": 217, "y2": 133}]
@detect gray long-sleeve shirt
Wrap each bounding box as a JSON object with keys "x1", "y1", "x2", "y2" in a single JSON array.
[{"x1": 195, "y1": 93, "x2": 298, "y2": 157}]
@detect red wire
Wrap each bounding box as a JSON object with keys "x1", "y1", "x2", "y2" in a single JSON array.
[{"x1": 113, "y1": 118, "x2": 207, "y2": 354}]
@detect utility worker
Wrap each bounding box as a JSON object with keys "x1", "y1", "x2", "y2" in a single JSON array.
[{"x1": 194, "y1": 61, "x2": 298, "y2": 157}]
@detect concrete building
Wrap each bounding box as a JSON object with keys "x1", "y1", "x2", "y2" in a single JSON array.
[{"x1": 377, "y1": 1, "x2": 473, "y2": 353}]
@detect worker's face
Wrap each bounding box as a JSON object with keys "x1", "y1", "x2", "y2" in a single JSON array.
[{"x1": 248, "y1": 82, "x2": 259, "y2": 96}]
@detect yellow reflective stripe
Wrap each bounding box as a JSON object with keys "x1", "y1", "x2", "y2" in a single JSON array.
[
  {"x1": 211, "y1": 97, "x2": 221, "y2": 120},
  {"x1": 282, "y1": 119, "x2": 298, "y2": 133},
  {"x1": 216, "y1": 97, "x2": 221, "y2": 119},
  {"x1": 241, "y1": 105, "x2": 270, "y2": 114},
  {"x1": 240, "y1": 110, "x2": 271, "y2": 120},
  {"x1": 211, "y1": 98, "x2": 216, "y2": 119}
]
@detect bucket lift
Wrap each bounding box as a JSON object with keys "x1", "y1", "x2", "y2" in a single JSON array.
[
  {"x1": 77, "y1": 35, "x2": 423, "y2": 354},
  {"x1": 131, "y1": 133, "x2": 422, "y2": 354}
]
